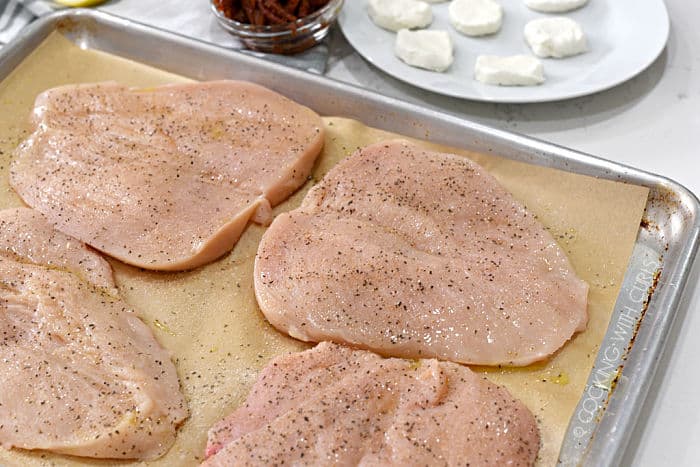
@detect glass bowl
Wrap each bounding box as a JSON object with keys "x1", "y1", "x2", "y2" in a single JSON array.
[{"x1": 211, "y1": 0, "x2": 344, "y2": 54}]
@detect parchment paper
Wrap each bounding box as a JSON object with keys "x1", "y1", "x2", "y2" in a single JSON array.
[{"x1": 0, "y1": 32, "x2": 649, "y2": 467}]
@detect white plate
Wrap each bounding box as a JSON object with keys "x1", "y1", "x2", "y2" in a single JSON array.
[{"x1": 338, "y1": 0, "x2": 669, "y2": 103}]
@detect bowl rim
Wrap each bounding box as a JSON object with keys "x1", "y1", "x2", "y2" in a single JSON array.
[{"x1": 211, "y1": 0, "x2": 344, "y2": 36}]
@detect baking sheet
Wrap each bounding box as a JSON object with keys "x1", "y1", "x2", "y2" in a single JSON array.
[{"x1": 0, "y1": 32, "x2": 649, "y2": 466}]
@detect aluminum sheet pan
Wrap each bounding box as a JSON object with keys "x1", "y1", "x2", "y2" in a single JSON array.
[{"x1": 0, "y1": 9, "x2": 698, "y2": 467}]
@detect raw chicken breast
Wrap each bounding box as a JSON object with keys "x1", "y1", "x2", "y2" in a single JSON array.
[
  {"x1": 0, "y1": 208, "x2": 187, "y2": 459},
  {"x1": 255, "y1": 141, "x2": 588, "y2": 366},
  {"x1": 203, "y1": 342, "x2": 540, "y2": 466},
  {"x1": 10, "y1": 81, "x2": 324, "y2": 271}
]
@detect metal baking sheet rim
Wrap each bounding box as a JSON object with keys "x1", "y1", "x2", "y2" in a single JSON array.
[{"x1": 0, "y1": 9, "x2": 698, "y2": 467}]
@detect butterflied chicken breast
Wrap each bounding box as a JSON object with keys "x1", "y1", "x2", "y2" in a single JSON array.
[
  {"x1": 204, "y1": 342, "x2": 540, "y2": 466},
  {"x1": 10, "y1": 81, "x2": 324, "y2": 271},
  {"x1": 0, "y1": 208, "x2": 187, "y2": 459},
  {"x1": 255, "y1": 141, "x2": 588, "y2": 366}
]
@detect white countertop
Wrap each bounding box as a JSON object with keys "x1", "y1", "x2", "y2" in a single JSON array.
[{"x1": 99, "y1": 1, "x2": 700, "y2": 465}]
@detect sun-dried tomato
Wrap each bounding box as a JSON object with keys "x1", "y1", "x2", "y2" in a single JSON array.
[{"x1": 215, "y1": 0, "x2": 331, "y2": 25}]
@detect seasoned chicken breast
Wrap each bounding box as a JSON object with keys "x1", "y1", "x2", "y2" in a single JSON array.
[
  {"x1": 0, "y1": 208, "x2": 187, "y2": 459},
  {"x1": 255, "y1": 141, "x2": 588, "y2": 366},
  {"x1": 204, "y1": 342, "x2": 540, "y2": 466},
  {"x1": 10, "y1": 81, "x2": 324, "y2": 271}
]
